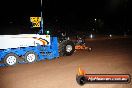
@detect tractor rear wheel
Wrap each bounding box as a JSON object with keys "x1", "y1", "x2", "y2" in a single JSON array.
[{"x1": 59, "y1": 40, "x2": 75, "y2": 56}]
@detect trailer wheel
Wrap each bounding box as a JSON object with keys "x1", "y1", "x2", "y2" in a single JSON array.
[
  {"x1": 4, "y1": 53, "x2": 18, "y2": 66},
  {"x1": 59, "y1": 40, "x2": 75, "y2": 56},
  {"x1": 76, "y1": 75, "x2": 86, "y2": 85},
  {"x1": 24, "y1": 51, "x2": 38, "y2": 63}
]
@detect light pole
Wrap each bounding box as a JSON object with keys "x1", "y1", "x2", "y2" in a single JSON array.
[
  {"x1": 94, "y1": 18, "x2": 97, "y2": 33},
  {"x1": 40, "y1": 0, "x2": 43, "y2": 34}
]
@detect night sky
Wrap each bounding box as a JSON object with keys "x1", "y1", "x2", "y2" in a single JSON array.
[{"x1": 0, "y1": 0, "x2": 132, "y2": 34}]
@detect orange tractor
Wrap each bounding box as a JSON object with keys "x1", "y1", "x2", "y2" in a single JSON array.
[{"x1": 75, "y1": 37, "x2": 92, "y2": 51}]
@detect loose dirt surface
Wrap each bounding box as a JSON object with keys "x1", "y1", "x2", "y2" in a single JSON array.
[{"x1": 0, "y1": 37, "x2": 132, "y2": 88}]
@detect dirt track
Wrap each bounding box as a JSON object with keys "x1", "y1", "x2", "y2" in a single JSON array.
[{"x1": 0, "y1": 38, "x2": 132, "y2": 88}]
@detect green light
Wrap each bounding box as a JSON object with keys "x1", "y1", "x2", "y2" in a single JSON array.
[{"x1": 46, "y1": 30, "x2": 50, "y2": 34}]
